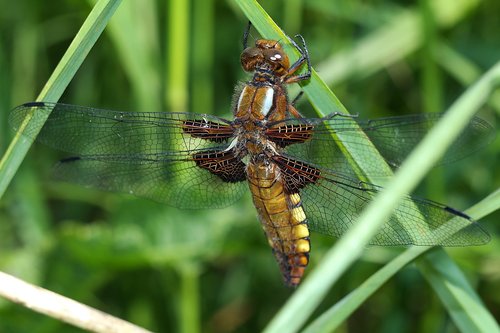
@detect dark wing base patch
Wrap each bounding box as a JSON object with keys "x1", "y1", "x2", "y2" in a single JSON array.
[
  {"x1": 182, "y1": 120, "x2": 234, "y2": 143},
  {"x1": 193, "y1": 150, "x2": 247, "y2": 183},
  {"x1": 272, "y1": 155, "x2": 320, "y2": 193},
  {"x1": 266, "y1": 124, "x2": 314, "y2": 147}
]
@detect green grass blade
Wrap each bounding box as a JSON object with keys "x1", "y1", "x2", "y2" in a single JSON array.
[
  {"x1": 436, "y1": 43, "x2": 500, "y2": 113},
  {"x1": 0, "y1": 0, "x2": 122, "y2": 199},
  {"x1": 191, "y1": 0, "x2": 214, "y2": 116},
  {"x1": 166, "y1": 0, "x2": 190, "y2": 111},
  {"x1": 37, "y1": 0, "x2": 122, "y2": 103},
  {"x1": 468, "y1": 188, "x2": 500, "y2": 218},
  {"x1": 417, "y1": 250, "x2": 500, "y2": 333},
  {"x1": 177, "y1": 264, "x2": 201, "y2": 333},
  {"x1": 101, "y1": 0, "x2": 161, "y2": 111},
  {"x1": 303, "y1": 247, "x2": 430, "y2": 333},
  {"x1": 302, "y1": 188, "x2": 500, "y2": 333}
]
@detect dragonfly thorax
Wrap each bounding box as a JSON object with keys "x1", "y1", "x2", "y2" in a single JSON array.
[{"x1": 234, "y1": 85, "x2": 277, "y2": 120}]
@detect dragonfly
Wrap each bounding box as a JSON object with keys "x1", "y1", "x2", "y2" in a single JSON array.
[{"x1": 10, "y1": 25, "x2": 494, "y2": 287}]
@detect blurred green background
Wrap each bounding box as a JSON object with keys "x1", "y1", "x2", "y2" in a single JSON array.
[{"x1": 0, "y1": 0, "x2": 499, "y2": 332}]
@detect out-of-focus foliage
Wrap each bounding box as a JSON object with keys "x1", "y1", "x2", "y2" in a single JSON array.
[{"x1": 0, "y1": 0, "x2": 498, "y2": 332}]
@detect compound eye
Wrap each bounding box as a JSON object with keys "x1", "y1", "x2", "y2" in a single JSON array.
[{"x1": 241, "y1": 47, "x2": 264, "y2": 71}]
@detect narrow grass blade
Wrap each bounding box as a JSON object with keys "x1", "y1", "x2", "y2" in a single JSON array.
[
  {"x1": 177, "y1": 264, "x2": 201, "y2": 333},
  {"x1": 0, "y1": 0, "x2": 122, "y2": 198},
  {"x1": 303, "y1": 247, "x2": 429, "y2": 333},
  {"x1": 166, "y1": 0, "x2": 190, "y2": 111},
  {"x1": 191, "y1": 0, "x2": 215, "y2": 116},
  {"x1": 100, "y1": 0, "x2": 161, "y2": 111},
  {"x1": 417, "y1": 250, "x2": 500, "y2": 333},
  {"x1": 436, "y1": 43, "x2": 500, "y2": 113}
]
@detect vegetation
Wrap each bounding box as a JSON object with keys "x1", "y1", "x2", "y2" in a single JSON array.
[{"x1": 0, "y1": 0, "x2": 498, "y2": 332}]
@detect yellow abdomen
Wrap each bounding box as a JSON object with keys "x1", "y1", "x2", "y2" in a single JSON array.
[{"x1": 247, "y1": 160, "x2": 310, "y2": 287}]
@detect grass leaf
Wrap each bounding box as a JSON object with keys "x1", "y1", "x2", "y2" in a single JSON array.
[{"x1": 417, "y1": 250, "x2": 500, "y2": 333}]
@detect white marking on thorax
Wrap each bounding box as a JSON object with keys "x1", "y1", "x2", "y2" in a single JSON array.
[
  {"x1": 260, "y1": 87, "x2": 274, "y2": 116},
  {"x1": 236, "y1": 86, "x2": 248, "y2": 111}
]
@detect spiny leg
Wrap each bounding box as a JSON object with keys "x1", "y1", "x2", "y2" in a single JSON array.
[
  {"x1": 285, "y1": 34, "x2": 312, "y2": 83},
  {"x1": 288, "y1": 91, "x2": 305, "y2": 119}
]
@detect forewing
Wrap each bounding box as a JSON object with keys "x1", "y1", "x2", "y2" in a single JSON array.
[
  {"x1": 9, "y1": 102, "x2": 234, "y2": 156},
  {"x1": 10, "y1": 102, "x2": 245, "y2": 209},
  {"x1": 269, "y1": 113, "x2": 494, "y2": 177}
]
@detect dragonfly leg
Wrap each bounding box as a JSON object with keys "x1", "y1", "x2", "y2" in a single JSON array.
[
  {"x1": 321, "y1": 111, "x2": 359, "y2": 121},
  {"x1": 284, "y1": 34, "x2": 311, "y2": 84},
  {"x1": 291, "y1": 91, "x2": 304, "y2": 106},
  {"x1": 288, "y1": 103, "x2": 304, "y2": 119},
  {"x1": 242, "y1": 21, "x2": 252, "y2": 49}
]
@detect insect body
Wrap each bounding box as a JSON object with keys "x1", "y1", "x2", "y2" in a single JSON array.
[{"x1": 10, "y1": 27, "x2": 492, "y2": 287}]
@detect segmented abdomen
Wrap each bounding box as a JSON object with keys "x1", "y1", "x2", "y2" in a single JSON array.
[{"x1": 247, "y1": 160, "x2": 310, "y2": 287}]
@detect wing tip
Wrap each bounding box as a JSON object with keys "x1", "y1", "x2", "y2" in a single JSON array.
[{"x1": 443, "y1": 206, "x2": 470, "y2": 219}]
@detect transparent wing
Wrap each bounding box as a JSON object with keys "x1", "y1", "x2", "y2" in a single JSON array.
[
  {"x1": 9, "y1": 102, "x2": 234, "y2": 156},
  {"x1": 10, "y1": 102, "x2": 246, "y2": 209},
  {"x1": 269, "y1": 113, "x2": 494, "y2": 177}
]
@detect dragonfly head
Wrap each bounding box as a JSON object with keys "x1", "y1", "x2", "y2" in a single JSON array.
[{"x1": 241, "y1": 39, "x2": 290, "y2": 76}]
